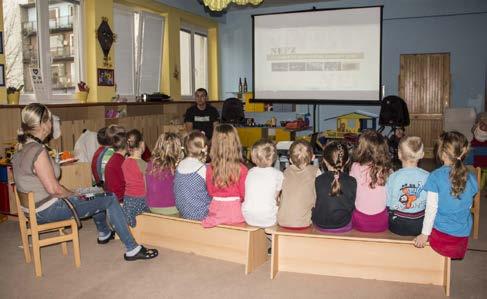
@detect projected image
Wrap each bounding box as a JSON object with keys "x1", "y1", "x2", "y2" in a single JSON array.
[{"x1": 253, "y1": 6, "x2": 382, "y2": 102}]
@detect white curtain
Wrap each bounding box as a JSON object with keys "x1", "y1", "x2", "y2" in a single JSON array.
[
  {"x1": 113, "y1": 5, "x2": 135, "y2": 96},
  {"x1": 138, "y1": 12, "x2": 164, "y2": 95}
]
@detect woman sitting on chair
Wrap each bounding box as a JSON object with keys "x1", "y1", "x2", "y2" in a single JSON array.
[{"x1": 11, "y1": 103, "x2": 158, "y2": 261}]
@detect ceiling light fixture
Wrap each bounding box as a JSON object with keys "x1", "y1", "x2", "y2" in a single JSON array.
[{"x1": 202, "y1": 0, "x2": 263, "y2": 12}]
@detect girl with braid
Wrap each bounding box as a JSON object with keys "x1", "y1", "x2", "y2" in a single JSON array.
[
  {"x1": 312, "y1": 141, "x2": 357, "y2": 232},
  {"x1": 414, "y1": 131, "x2": 478, "y2": 259}
]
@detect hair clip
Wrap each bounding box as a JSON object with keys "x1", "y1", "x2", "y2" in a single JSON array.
[{"x1": 334, "y1": 174, "x2": 339, "y2": 179}]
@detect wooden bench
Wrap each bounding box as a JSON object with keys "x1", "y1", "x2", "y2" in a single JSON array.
[
  {"x1": 266, "y1": 226, "x2": 451, "y2": 296},
  {"x1": 132, "y1": 213, "x2": 268, "y2": 274}
]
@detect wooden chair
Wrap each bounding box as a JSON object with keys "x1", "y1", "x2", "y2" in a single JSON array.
[
  {"x1": 14, "y1": 188, "x2": 80, "y2": 277},
  {"x1": 467, "y1": 166, "x2": 481, "y2": 239}
]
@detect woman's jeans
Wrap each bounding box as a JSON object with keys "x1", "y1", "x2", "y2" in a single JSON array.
[{"x1": 36, "y1": 193, "x2": 138, "y2": 251}]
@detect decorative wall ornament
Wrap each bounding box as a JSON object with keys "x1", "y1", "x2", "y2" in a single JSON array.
[
  {"x1": 202, "y1": 0, "x2": 263, "y2": 11},
  {"x1": 97, "y1": 17, "x2": 117, "y2": 67}
]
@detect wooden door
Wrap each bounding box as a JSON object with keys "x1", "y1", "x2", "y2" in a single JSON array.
[{"x1": 399, "y1": 53, "x2": 450, "y2": 157}]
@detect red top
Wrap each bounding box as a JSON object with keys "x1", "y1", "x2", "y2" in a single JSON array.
[
  {"x1": 91, "y1": 146, "x2": 104, "y2": 184},
  {"x1": 104, "y1": 153, "x2": 125, "y2": 202},
  {"x1": 122, "y1": 157, "x2": 147, "y2": 197},
  {"x1": 471, "y1": 138, "x2": 487, "y2": 168},
  {"x1": 206, "y1": 163, "x2": 248, "y2": 200},
  {"x1": 142, "y1": 147, "x2": 152, "y2": 162}
]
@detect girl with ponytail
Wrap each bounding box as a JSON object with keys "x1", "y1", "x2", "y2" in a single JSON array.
[
  {"x1": 312, "y1": 141, "x2": 357, "y2": 233},
  {"x1": 414, "y1": 131, "x2": 478, "y2": 259}
]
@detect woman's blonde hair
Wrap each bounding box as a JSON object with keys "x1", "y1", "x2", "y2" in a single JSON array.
[
  {"x1": 150, "y1": 132, "x2": 183, "y2": 175},
  {"x1": 399, "y1": 136, "x2": 424, "y2": 162},
  {"x1": 210, "y1": 124, "x2": 243, "y2": 188},
  {"x1": 353, "y1": 129, "x2": 391, "y2": 188},
  {"x1": 437, "y1": 131, "x2": 469, "y2": 197},
  {"x1": 184, "y1": 131, "x2": 208, "y2": 163},
  {"x1": 289, "y1": 140, "x2": 313, "y2": 169},
  {"x1": 251, "y1": 139, "x2": 277, "y2": 168},
  {"x1": 17, "y1": 103, "x2": 52, "y2": 144}
]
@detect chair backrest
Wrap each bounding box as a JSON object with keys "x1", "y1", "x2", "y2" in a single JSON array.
[
  {"x1": 466, "y1": 165, "x2": 481, "y2": 182},
  {"x1": 14, "y1": 187, "x2": 38, "y2": 227},
  {"x1": 443, "y1": 107, "x2": 476, "y2": 141}
]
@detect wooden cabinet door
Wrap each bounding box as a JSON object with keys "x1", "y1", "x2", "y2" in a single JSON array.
[{"x1": 399, "y1": 53, "x2": 450, "y2": 157}]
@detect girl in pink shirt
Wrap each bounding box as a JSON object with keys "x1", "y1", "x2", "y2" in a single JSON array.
[
  {"x1": 202, "y1": 124, "x2": 248, "y2": 228},
  {"x1": 122, "y1": 129, "x2": 149, "y2": 227},
  {"x1": 350, "y1": 130, "x2": 392, "y2": 232}
]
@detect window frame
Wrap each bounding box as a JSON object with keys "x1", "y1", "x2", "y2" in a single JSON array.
[
  {"x1": 180, "y1": 23, "x2": 209, "y2": 100},
  {"x1": 20, "y1": 0, "x2": 85, "y2": 103}
]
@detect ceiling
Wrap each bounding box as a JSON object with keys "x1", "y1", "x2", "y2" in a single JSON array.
[{"x1": 259, "y1": 0, "x2": 337, "y2": 6}]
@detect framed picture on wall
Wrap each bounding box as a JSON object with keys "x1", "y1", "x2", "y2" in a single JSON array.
[
  {"x1": 0, "y1": 64, "x2": 5, "y2": 87},
  {"x1": 0, "y1": 32, "x2": 3, "y2": 54},
  {"x1": 97, "y1": 68, "x2": 114, "y2": 86}
]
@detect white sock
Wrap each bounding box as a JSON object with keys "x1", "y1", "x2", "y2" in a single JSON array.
[
  {"x1": 98, "y1": 231, "x2": 112, "y2": 241},
  {"x1": 125, "y1": 245, "x2": 142, "y2": 257}
]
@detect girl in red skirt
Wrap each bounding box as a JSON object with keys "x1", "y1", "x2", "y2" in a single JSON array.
[
  {"x1": 202, "y1": 124, "x2": 248, "y2": 228},
  {"x1": 414, "y1": 131, "x2": 478, "y2": 259}
]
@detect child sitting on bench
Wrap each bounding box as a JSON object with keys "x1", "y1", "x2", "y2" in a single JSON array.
[
  {"x1": 386, "y1": 136, "x2": 429, "y2": 236},
  {"x1": 202, "y1": 124, "x2": 248, "y2": 228},
  {"x1": 242, "y1": 139, "x2": 283, "y2": 227},
  {"x1": 174, "y1": 131, "x2": 212, "y2": 220},
  {"x1": 414, "y1": 131, "x2": 478, "y2": 259},
  {"x1": 277, "y1": 140, "x2": 321, "y2": 229},
  {"x1": 313, "y1": 141, "x2": 356, "y2": 233},
  {"x1": 350, "y1": 130, "x2": 392, "y2": 232}
]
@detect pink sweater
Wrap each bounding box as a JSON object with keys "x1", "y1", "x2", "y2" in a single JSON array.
[
  {"x1": 350, "y1": 162, "x2": 387, "y2": 215},
  {"x1": 206, "y1": 163, "x2": 248, "y2": 199}
]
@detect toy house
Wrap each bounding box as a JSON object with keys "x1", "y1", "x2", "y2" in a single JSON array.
[{"x1": 323, "y1": 111, "x2": 378, "y2": 138}]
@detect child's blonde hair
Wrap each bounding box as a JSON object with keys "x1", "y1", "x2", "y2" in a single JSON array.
[
  {"x1": 150, "y1": 132, "x2": 183, "y2": 175},
  {"x1": 184, "y1": 131, "x2": 208, "y2": 163},
  {"x1": 322, "y1": 141, "x2": 349, "y2": 196},
  {"x1": 210, "y1": 124, "x2": 243, "y2": 188},
  {"x1": 437, "y1": 131, "x2": 469, "y2": 197},
  {"x1": 251, "y1": 139, "x2": 277, "y2": 168},
  {"x1": 353, "y1": 129, "x2": 391, "y2": 188},
  {"x1": 399, "y1": 136, "x2": 424, "y2": 162},
  {"x1": 289, "y1": 140, "x2": 313, "y2": 169}
]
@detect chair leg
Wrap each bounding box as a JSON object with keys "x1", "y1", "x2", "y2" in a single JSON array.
[
  {"x1": 72, "y1": 224, "x2": 81, "y2": 268},
  {"x1": 59, "y1": 228, "x2": 68, "y2": 256},
  {"x1": 19, "y1": 220, "x2": 32, "y2": 263},
  {"x1": 31, "y1": 232, "x2": 42, "y2": 277},
  {"x1": 473, "y1": 209, "x2": 480, "y2": 240}
]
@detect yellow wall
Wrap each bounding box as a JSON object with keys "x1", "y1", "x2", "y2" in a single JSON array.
[
  {"x1": 84, "y1": 0, "x2": 116, "y2": 102},
  {"x1": 0, "y1": 0, "x2": 218, "y2": 104},
  {"x1": 116, "y1": 0, "x2": 220, "y2": 101},
  {"x1": 0, "y1": 0, "x2": 6, "y2": 104}
]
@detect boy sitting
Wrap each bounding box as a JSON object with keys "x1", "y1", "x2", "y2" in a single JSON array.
[{"x1": 386, "y1": 136, "x2": 429, "y2": 236}]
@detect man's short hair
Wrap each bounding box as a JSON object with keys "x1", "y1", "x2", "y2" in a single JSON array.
[
  {"x1": 399, "y1": 136, "x2": 424, "y2": 162},
  {"x1": 195, "y1": 88, "x2": 208, "y2": 97}
]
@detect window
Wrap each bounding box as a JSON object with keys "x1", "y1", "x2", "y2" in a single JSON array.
[
  {"x1": 114, "y1": 5, "x2": 164, "y2": 98},
  {"x1": 2, "y1": 0, "x2": 83, "y2": 101},
  {"x1": 180, "y1": 24, "x2": 208, "y2": 97}
]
